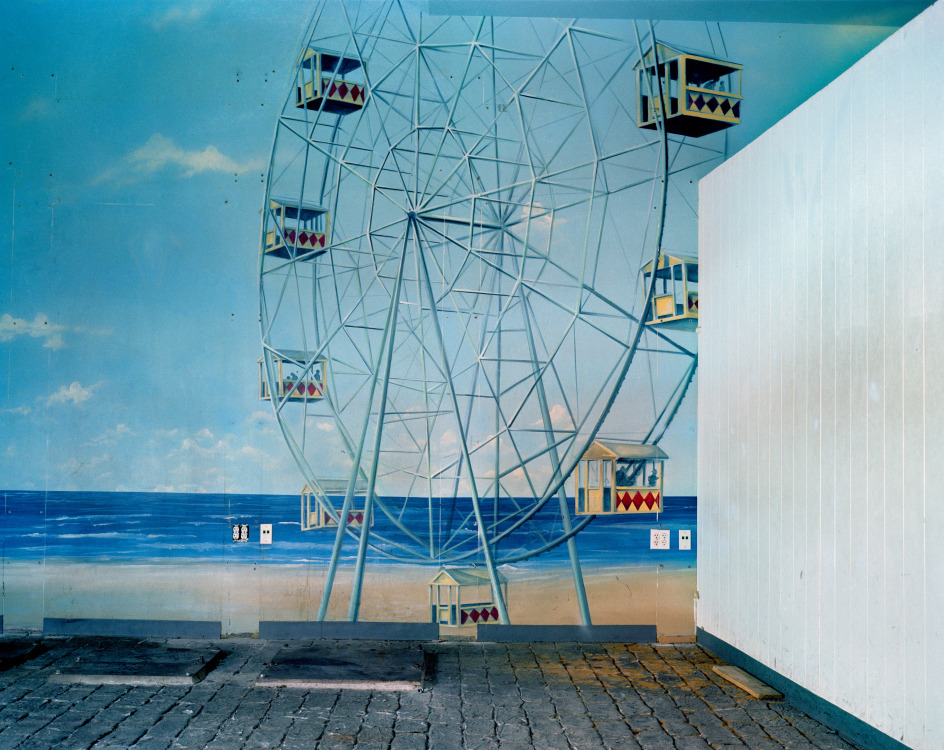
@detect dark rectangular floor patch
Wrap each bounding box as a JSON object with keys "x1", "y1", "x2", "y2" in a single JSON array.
[
  {"x1": 256, "y1": 642, "x2": 428, "y2": 690},
  {"x1": 0, "y1": 639, "x2": 50, "y2": 671},
  {"x1": 48, "y1": 639, "x2": 226, "y2": 686}
]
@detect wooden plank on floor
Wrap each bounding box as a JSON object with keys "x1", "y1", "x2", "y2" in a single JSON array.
[{"x1": 712, "y1": 664, "x2": 783, "y2": 700}]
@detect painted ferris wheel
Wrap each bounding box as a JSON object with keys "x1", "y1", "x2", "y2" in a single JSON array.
[{"x1": 258, "y1": 0, "x2": 741, "y2": 623}]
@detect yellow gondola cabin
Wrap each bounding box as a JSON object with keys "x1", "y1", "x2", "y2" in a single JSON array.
[
  {"x1": 635, "y1": 42, "x2": 742, "y2": 137},
  {"x1": 265, "y1": 199, "x2": 329, "y2": 260},
  {"x1": 574, "y1": 440, "x2": 667, "y2": 516},
  {"x1": 300, "y1": 482, "x2": 370, "y2": 531},
  {"x1": 640, "y1": 252, "x2": 698, "y2": 330},
  {"x1": 428, "y1": 568, "x2": 508, "y2": 627},
  {"x1": 296, "y1": 48, "x2": 367, "y2": 114},
  {"x1": 258, "y1": 352, "x2": 327, "y2": 402}
]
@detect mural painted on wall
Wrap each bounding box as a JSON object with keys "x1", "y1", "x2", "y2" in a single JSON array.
[
  {"x1": 252, "y1": 1, "x2": 733, "y2": 634},
  {"x1": 1, "y1": 490, "x2": 695, "y2": 634},
  {"x1": 2, "y1": 0, "x2": 891, "y2": 636}
]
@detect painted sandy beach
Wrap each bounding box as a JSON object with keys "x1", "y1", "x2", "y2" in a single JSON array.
[{"x1": 2, "y1": 560, "x2": 695, "y2": 637}]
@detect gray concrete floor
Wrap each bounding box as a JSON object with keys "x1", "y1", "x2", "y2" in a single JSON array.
[{"x1": 0, "y1": 635, "x2": 861, "y2": 750}]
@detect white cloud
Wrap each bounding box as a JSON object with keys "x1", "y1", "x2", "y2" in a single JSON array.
[
  {"x1": 1, "y1": 312, "x2": 64, "y2": 348},
  {"x1": 155, "y1": 426, "x2": 293, "y2": 494},
  {"x1": 518, "y1": 201, "x2": 558, "y2": 235},
  {"x1": 316, "y1": 421, "x2": 335, "y2": 432},
  {"x1": 180, "y1": 437, "x2": 199, "y2": 452},
  {"x1": 549, "y1": 403, "x2": 573, "y2": 426},
  {"x1": 531, "y1": 403, "x2": 575, "y2": 429},
  {"x1": 0, "y1": 312, "x2": 110, "y2": 349},
  {"x1": 439, "y1": 429, "x2": 459, "y2": 448},
  {"x1": 84, "y1": 423, "x2": 134, "y2": 447},
  {"x1": 59, "y1": 453, "x2": 111, "y2": 476},
  {"x1": 47, "y1": 381, "x2": 98, "y2": 406},
  {"x1": 150, "y1": 5, "x2": 209, "y2": 30},
  {"x1": 1, "y1": 405, "x2": 31, "y2": 416},
  {"x1": 169, "y1": 428, "x2": 285, "y2": 471},
  {"x1": 94, "y1": 133, "x2": 264, "y2": 185},
  {"x1": 19, "y1": 96, "x2": 52, "y2": 121},
  {"x1": 235, "y1": 445, "x2": 265, "y2": 459},
  {"x1": 44, "y1": 333, "x2": 65, "y2": 350}
]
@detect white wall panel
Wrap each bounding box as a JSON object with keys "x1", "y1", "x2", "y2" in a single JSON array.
[
  {"x1": 899, "y1": 18, "x2": 926, "y2": 733},
  {"x1": 920, "y1": 9, "x2": 944, "y2": 750},
  {"x1": 697, "y1": 3, "x2": 943, "y2": 747}
]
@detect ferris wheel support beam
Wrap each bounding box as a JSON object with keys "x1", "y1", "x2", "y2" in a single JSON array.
[
  {"x1": 519, "y1": 286, "x2": 592, "y2": 625},
  {"x1": 416, "y1": 218, "x2": 510, "y2": 625},
  {"x1": 348, "y1": 225, "x2": 410, "y2": 622},
  {"x1": 317, "y1": 232, "x2": 412, "y2": 622}
]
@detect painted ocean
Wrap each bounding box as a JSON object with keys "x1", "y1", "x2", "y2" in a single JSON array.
[{"x1": 0, "y1": 491, "x2": 695, "y2": 569}]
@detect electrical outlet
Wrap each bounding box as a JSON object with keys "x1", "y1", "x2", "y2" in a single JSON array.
[
  {"x1": 232, "y1": 524, "x2": 249, "y2": 542},
  {"x1": 260, "y1": 524, "x2": 273, "y2": 545},
  {"x1": 679, "y1": 529, "x2": 691, "y2": 550},
  {"x1": 650, "y1": 529, "x2": 670, "y2": 550}
]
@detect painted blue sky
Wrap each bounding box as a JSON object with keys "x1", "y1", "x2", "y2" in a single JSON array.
[{"x1": 1, "y1": 1, "x2": 901, "y2": 494}]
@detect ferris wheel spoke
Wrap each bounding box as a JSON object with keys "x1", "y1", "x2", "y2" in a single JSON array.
[
  {"x1": 328, "y1": 280, "x2": 449, "y2": 551},
  {"x1": 644, "y1": 355, "x2": 697, "y2": 445},
  {"x1": 502, "y1": 229, "x2": 693, "y2": 358},
  {"x1": 260, "y1": 258, "x2": 311, "y2": 346},
  {"x1": 520, "y1": 105, "x2": 592, "y2": 181},
  {"x1": 448, "y1": 434, "x2": 580, "y2": 558},
  {"x1": 443, "y1": 485, "x2": 564, "y2": 562},
  {"x1": 495, "y1": 515, "x2": 595, "y2": 565},
  {"x1": 415, "y1": 18, "x2": 486, "y2": 205},
  {"x1": 324, "y1": 403, "x2": 434, "y2": 557},
  {"x1": 338, "y1": 12, "x2": 426, "y2": 204},
  {"x1": 417, "y1": 121, "x2": 518, "y2": 216},
  {"x1": 416, "y1": 48, "x2": 462, "y2": 126},
  {"x1": 279, "y1": 120, "x2": 403, "y2": 209},
  {"x1": 460, "y1": 354, "x2": 551, "y2": 510},
  {"x1": 272, "y1": 266, "x2": 384, "y2": 382},
  {"x1": 439, "y1": 507, "x2": 477, "y2": 553}
]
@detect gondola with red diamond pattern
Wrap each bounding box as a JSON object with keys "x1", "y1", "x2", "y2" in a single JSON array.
[
  {"x1": 265, "y1": 199, "x2": 329, "y2": 261},
  {"x1": 574, "y1": 440, "x2": 667, "y2": 516},
  {"x1": 635, "y1": 41, "x2": 741, "y2": 137},
  {"x1": 428, "y1": 568, "x2": 509, "y2": 628},
  {"x1": 301, "y1": 483, "x2": 371, "y2": 531},
  {"x1": 258, "y1": 351, "x2": 327, "y2": 403},
  {"x1": 295, "y1": 48, "x2": 367, "y2": 114}
]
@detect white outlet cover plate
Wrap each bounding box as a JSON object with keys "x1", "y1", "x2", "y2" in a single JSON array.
[
  {"x1": 650, "y1": 529, "x2": 670, "y2": 550},
  {"x1": 260, "y1": 523, "x2": 273, "y2": 544},
  {"x1": 679, "y1": 529, "x2": 692, "y2": 550}
]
